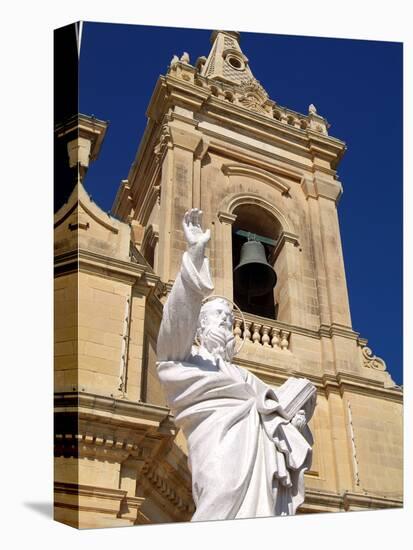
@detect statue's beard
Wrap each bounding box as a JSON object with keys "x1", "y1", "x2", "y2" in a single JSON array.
[{"x1": 200, "y1": 325, "x2": 235, "y2": 362}]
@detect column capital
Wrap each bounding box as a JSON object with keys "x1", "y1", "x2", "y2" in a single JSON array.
[
  {"x1": 217, "y1": 211, "x2": 237, "y2": 225},
  {"x1": 168, "y1": 123, "x2": 203, "y2": 153}
]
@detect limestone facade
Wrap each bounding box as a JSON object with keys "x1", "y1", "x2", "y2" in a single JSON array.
[{"x1": 54, "y1": 31, "x2": 403, "y2": 528}]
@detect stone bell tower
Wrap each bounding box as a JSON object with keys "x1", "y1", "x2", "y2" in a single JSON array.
[{"x1": 111, "y1": 30, "x2": 402, "y2": 514}]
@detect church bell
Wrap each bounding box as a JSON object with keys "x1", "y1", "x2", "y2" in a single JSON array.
[{"x1": 233, "y1": 240, "x2": 277, "y2": 297}]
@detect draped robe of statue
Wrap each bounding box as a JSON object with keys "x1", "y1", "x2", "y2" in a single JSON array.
[{"x1": 157, "y1": 251, "x2": 316, "y2": 521}]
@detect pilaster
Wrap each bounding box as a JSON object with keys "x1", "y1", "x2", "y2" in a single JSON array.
[
  {"x1": 158, "y1": 121, "x2": 204, "y2": 283},
  {"x1": 217, "y1": 211, "x2": 237, "y2": 299}
]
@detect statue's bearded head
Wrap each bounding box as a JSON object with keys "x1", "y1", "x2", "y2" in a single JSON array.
[{"x1": 197, "y1": 298, "x2": 235, "y2": 362}]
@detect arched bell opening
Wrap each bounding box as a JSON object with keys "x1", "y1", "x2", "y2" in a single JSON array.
[{"x1": 232, "y1": 204, "x2": 282, "y2": 319}]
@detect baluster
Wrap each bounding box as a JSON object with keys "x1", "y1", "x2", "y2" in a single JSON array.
[
  {"x1": 252, "y1": 323, "x2": 262, "y2": 345},
  {"x1": 262, "y1": 325, "x2": 271, "y2": 347},
  {"x1": 271, "y1": 327, "x2": 281, "y2": 349},
  {"x1": 244, "y1": 321, "x2": 252, "y2": 344},
  {"x1": 233, "y1": 318, "x2": 242, "y2": 341},
  {"x1": 280, "y1": 330, "x2": 290, "y2": 351},
  {"x1": 280, "y1": 112, "x2": 288, "y2": 124}
]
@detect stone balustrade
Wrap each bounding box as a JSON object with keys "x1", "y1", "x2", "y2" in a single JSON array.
[
  {"x1": 233, "y1": 314, "x2": 291, "y2": 351},
  {"x1": 167, "y1": 61, "x2": 328, "y2": 135}
]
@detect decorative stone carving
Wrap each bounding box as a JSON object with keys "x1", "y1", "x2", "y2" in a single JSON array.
[
  {"x1": 169, "y1": 54, "x2": 179, "y2": 69},
  {"x1": 361, "y1": 346, "x2": 387, "y2": 371},
  {"x1": 154, "y1": 123, "x2": 171, "y2": 162},
  {"x1": 238, "y1": 77, "x2": 270, "y2": 115}
]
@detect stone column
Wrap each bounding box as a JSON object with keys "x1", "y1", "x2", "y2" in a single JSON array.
[
  {"x1": 272, "y1": 231, "x2": 302, "y2": 325},
  {"x1": 302, "y1": 178, "x2": 332, "y2": 327},
  {"x1": 311, "y1": 176, "x2": 351, "y2": 328},
  {"x1": 217, "y1": 211, "x2": 237, "y2": 300},
  {"x1": 164, "y1": 122, "x2": 203, "y2": 282},
  {"x1": 157, "y1": 141, "x2": 174, "y2": 284},
  {"x1": 326, "y1": 388, "x2": 354, "y2": 492},
  {"x1": 125, "y1": 290, "x2": 147, "y2": 402},
  {"x1": 320, "y1": 197, "x2": 352, "y2": 327}
]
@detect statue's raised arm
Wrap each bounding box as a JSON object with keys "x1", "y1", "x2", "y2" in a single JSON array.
[{"x1": 157, "y1": 208, "x2": 214, "y2": 362}]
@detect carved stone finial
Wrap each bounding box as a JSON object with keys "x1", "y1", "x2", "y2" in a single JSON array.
[
  {"x1": 195, "y1": 56, "x2": 207, "y2": 71},
  {"x1": 180, "y1": 52, "x2": 190, "y2": 64},
  {"x1": 169, "y1": 54, "x2": 179, "y2": 68},
  {"x1": 309, "y1": 103, "x2": 317, "y2": 115}
]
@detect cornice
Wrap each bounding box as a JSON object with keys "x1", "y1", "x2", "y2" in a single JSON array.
[
  {"x1": 221, "y1": 163, "x2": 291, "y2": 194},
  {"x1": 78, "y1": 248, "x2": 146, "y2": 284},
  {"x1": 302, "y1": 489, "x2": 402, "y2": 512},
  {"x1": 79, "y1": 248, "x2": 162, "y2": 291},
  {"x1": 321, "y1": 371, "x2": 403, "y2": 402},
  {"x1": 303, "y1": 489, "x2": 344, "y2": 510},
  {"x1": 301, "y1": 176, "x2": 343, "y2": 204},
  {"x1": 319, "y1": 323, "x2": 359, "y2": 340},
  {"x1": 307, "y1": 131, "x2": 347, "y2": 169},
  {"x1": 336, "y1": 372, "x2": 403, "y2": 402},
  {"x1": 55, "y1": 391, "x2": 194, "y2": 521},
  {"x1": 55, "y1": 248, "x2": 163, "y2": 296},
  {"x1": 54, "y1": 483, "x2": 140, "y2": 519},
  {"x1": 203, "y1": 96, "x2": 345, "y2": 163},
  {"x1": 217, "y1": 211, "x2": 237, "y2": 225},
  {"x1": 201, "y1": 106, "x2": 311, "y2": 158},
  {"x1": 200, "y1": 125, "x2": 317, "y2": 177},
  {"x1": 55, "y1": 392, "x2": 171, "y2": 425},
  {"x1": 165, "y1": 75, "x2": 210, "y2": 111},
  {"x1": 342, "y1": 491, "x2": 403, "y2": 510},
  {"x1": 54, "y1": 249, "x2": 78, "y2": 276},
  {"x1": 208, "y1": 138, "x2": 305, "y2": 182},
  {"x1": 55, "y1": 114, "x2": 108, "y2": 163},
  {"x1": 234, "y1": 352, "x2": 402, "y2": 401},
  {"x1": 146, "y1": 74, "x2": 345, "y2": 172}
]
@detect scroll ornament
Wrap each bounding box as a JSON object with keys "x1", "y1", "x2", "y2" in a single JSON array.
[{"x1": 361, "y1": 346, "x2": 387, "y2": 371}]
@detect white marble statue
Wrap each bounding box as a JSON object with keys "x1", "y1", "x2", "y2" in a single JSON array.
[{"x1": 157, "y1": 208, "x2": 317, "y2": 521}]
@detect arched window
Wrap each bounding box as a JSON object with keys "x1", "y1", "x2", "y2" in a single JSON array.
[{"x1": 232, "y1": 204, "x2": 282, "y2": 319}]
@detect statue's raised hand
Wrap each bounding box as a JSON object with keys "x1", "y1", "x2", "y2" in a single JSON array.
[{"x1": 183, "y1": 209, "x2": 210, "y2": 269}]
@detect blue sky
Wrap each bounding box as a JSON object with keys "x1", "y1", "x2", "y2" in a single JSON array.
[{"x1": 79, "y1": 22, "x2": 403, "y2": 384}]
